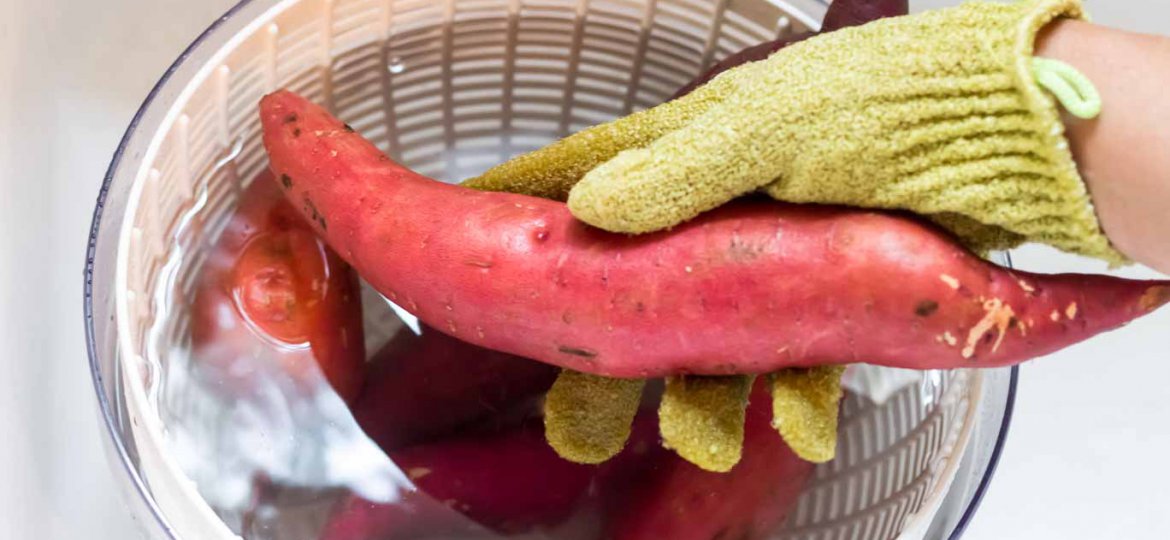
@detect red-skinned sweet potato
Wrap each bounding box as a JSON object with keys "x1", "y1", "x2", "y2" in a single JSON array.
[
  {"x1": 319, "y1": 421, "x2": 595, "y2": 539},
  {"x1": 260, "y1": 91, "x2": 1170, "y2": 378},
  {"x1": 601, "y1": 381, "x2": 814, "y2": 540},
  {"x1": 672, "y1": 34, "x2": 815, "y2": 98},
  {"x1": 191, "y1": 173, "x2": 365, "y2": 402},
  {"x1": 353, "y1": 325, "x2": 558, "y2": 451},
  {"x1": 822, "y1": 0, "x2": 909, "y2": 32},
  {"x1": 672, "y1": 0, "x2": 908, "y2": 98}
]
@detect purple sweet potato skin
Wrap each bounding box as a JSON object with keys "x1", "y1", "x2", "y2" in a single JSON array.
[
  {"x1": 353, "y1": 325, "x2": 557, "y2": 452},
  {"x1": 261, "y1": 91, "x2": 1170, "y2": 378}
]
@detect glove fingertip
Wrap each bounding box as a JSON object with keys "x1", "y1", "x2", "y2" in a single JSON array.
[{"x1": 567, "y1": 152, "x2": 656, "y2": 233}]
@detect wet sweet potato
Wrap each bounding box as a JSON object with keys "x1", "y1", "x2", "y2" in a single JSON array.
[
  {"x1": 601, "y1": 381, "x2": 814, "y2": 540},
  {"x1": 353, "y1": 325, "x2": 557, "y2": 451},
  {"x1": 260, "y1": 90, "x2": 1170, "y2": 378},
  {"x1": 319, "y1": 421, "x2": 595, "y2": 539}
]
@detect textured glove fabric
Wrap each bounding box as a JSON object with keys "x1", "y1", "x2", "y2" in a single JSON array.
[
  {"x1": 769, "y1": 367, "x2": 847, "y2": 464},
  {"x1": 462, "y1": 82, "x2": 730, "y2": 201},
  {"x1": 470, "y1": 0, "x2": 1124, "y2": 264}
]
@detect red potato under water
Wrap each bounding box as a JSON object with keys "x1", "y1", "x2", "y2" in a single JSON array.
[
  {"x1": 260, "y1": 91, "x2": 1170, "y2": 378},
  {"x1": 353, "y1": 325, "x2": 558, "y2": 452},
  {"x1": 601, "y1": 382, "x2": 814, "y2": 540}
]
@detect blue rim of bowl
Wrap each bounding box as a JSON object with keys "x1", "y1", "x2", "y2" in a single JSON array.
[
  {"x1": 948, "y1": 365, "x2": 1019, "y2": 539},
  {"x1": 83, "y1": 0, "x2": 1018, "y2": 537}
]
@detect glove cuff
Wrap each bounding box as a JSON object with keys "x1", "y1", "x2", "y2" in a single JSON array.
[
  {"x1": 966, "y1": 0, "x2": 1121, "y2": 262},
  {"x1": 764, "y1": 0, "x2": 1123, "y2": 262}
]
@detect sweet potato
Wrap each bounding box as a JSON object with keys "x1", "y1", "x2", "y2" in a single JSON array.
[
  {"x1": 672, "y1": 34, "x2": 814, "y2": 98},
  {"x1": 601, "y1": 381, "x2": 814, "y2": 540},
  {"x1": 260, "y1": 90, "x2": 1170, "y2": 378},
  {"x1": 319, "y1": 421, "x2": 595, "y2": 539},
  {"x1": 190, "y1": 172, "x2": 365, "y2": 402},
  {"x1": 353, "y1": 325, "x2": 557, "y2": 451},
  {"x1": 672, "y1": 0, "x2": 908, "y2": 98},
  {"x1": 822, "y1": 0, "x2": 909, "y2": 32}
]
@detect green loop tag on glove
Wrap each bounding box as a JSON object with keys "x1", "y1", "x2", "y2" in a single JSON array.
[{"x1": 1033, "y1": 57, "x2": 1102, "y2": 119}]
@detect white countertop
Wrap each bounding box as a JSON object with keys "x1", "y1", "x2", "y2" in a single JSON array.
[{"x1": 1, "y1": 0, "x2": 1166, "y2": 538}]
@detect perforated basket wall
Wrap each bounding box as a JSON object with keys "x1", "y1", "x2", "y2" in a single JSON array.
[{"x1": 113, "y1": 0, "x2": 983, "y2": 537}]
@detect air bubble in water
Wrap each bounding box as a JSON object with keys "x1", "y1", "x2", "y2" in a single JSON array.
[{"x1": 387, "y1": 57, "x2": 405, "y2": 74}]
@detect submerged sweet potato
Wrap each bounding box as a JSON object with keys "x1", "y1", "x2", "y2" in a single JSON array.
[
  {"x1": 190, "y1": 173, "x2": 365, "y2": 402},
  {"x1": 260, "y1": 91, "x2": 1170, "y2": 378},
  {"x1": 319, "y1": 421, "x2": 595, "y2": 539},
  {"x1": 601, "y1": 381, "x2": 814, "y2": 540},
  {"x1": 353, "y1": 325, "x2": 558, "y2": 451}
]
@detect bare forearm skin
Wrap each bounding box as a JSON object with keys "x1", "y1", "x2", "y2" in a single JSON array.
[{"x1": 1038, "y1": 20, "x2": 1170, "y2": 273}]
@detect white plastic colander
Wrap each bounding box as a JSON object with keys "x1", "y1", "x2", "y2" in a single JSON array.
[{"x1": 84, "y1": 0, "x2": 1019, "y2": 538}]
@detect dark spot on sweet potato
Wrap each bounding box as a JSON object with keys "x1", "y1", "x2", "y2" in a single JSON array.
[
  {"x1": 464, "y1": 259, "x2": 493, "y2": 268},
  {"x1": 283, "y1": 113, "x2": 298, "y2": 124},
  {"x1": 343, "y1": 123, "x2": 355, "y2": 133},
  {"x1": 1008, "y1": 316, "x2": 1020, "y2": 328},
  {"x1": 280, "y1": 174, "x2": 293, "y2": 189},
  {"x1": 727, "y1": 235, "x2": 761, "y2": 262},
  {"x1": 915, "y1": 300, "x2": 939, "y2": 317},
  {"x1": 562, "y1": 310, "x2": 573, "y2": 324},
  {"x1": 635, "y1": 301, "x2": 645, "y2": 313},
  {"x1": 557, "y1": 346, "x2": 598, "y2": 359},
  {"x1": 293, "y1": 127, "x2": 301, "y2": 138},
  {"x1": 303, "y1": 196, "x2": 327, "y2": 231}
]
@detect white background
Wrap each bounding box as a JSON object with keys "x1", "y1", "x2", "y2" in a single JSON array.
[{"x1": 0, "y1": 0, "x2": 1167, "y2": 538}]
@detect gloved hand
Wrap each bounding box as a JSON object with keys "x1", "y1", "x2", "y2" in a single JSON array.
[
  {"x1": 467, "y1": 0, "x2": 1123, "y2": 264},
  {"x1": 465, "y1": 0, "x2": 910, "y2": 471}
]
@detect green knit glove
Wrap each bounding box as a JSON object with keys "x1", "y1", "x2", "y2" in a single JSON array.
[{"x1": 467, "y1": 0, "x2": 1124, "y2": 264}]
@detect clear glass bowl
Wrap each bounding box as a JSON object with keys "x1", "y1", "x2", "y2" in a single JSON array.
[{"x1": 85, "y1": 0, "x2": 1019, "y2": 537}]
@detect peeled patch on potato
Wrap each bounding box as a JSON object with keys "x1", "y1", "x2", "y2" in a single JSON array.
[
  {"x1": 769, "y1": 367, "x2": 847, "y2": 464},
  {"x1": 659, "y1": 375, "x2": 755, "y2": 472},
  {"x1": 543, "y1": 371, "x2": 644, "y2": 464}
]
